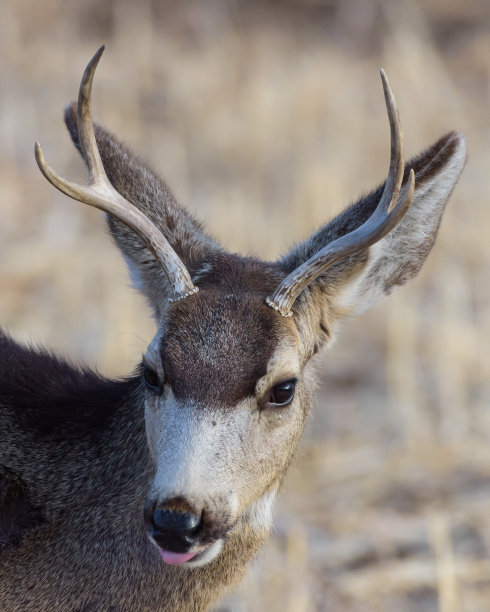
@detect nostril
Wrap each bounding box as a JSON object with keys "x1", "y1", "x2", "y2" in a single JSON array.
[
  {"x1": 151, "y1": 507, "x2": 203, "y2": 553},
  {"x1": 152, "y1": 508, "x2": 201, "y2": 536}
]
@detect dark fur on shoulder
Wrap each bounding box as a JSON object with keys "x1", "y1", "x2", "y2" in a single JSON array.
[
  {"x1": 0, "y1": 467, "x2": 45, "y2": 552},
  {"x1": 0, "y1": 331, "x2": 139, "y2": 438}
]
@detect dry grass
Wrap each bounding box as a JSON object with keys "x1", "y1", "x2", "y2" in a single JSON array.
[{"x1": 1, "y1": 1, "x2": 489, "y2": 610}]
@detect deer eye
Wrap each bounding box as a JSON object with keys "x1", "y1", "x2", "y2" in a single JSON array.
[
  {"x1": 143, "y1": 363, "x2": 163, "y2": 395},
  {"x1": 268, "y1": 379, "x2": 297, "y2": 407}
]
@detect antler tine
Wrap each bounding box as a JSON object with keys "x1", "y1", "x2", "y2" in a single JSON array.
[
  {"x1": 266, "y1": 70, "x2": 415, "y2": 318},
  {"x1": 76, "y1": 46, "x2": 109, "y2": 188},
  {"x1": 34, "y1": 46, "x2": 197, "y2": 303}
]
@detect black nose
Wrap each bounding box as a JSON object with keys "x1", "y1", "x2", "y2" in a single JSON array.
[{"x1": 151, "y1": 508, "x2": 202, "y2": 552}]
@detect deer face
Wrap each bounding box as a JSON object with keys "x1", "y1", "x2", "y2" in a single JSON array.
[
  {"x1": 38, "y1": 48, "x2": 466, "y2": 569},
  {"x1": 142, "y1": 290, "x2": 311, "y2": 566}
]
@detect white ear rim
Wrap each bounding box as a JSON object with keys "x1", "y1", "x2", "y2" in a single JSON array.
[{"x1": 122, "y1": 252, "x2": 145, "y2": 294}]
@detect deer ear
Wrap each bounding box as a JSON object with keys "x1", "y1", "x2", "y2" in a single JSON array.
[
  {"x1": 281, "y1": 132, "x2": 466, "y2": 350},
  {"x1": 64, "y1": 103, "x2": 221, "y2": 319}
]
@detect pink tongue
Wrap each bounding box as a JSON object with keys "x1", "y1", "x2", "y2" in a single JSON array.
[{"x1": 159, "y1": 549, "x2": 198, "y2": 565}]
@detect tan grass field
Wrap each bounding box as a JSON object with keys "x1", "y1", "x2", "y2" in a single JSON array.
[{"x1": 1, "y1": 1, "x2": 489, "y2": 610}]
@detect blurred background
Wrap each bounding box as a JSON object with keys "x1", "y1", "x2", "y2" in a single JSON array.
[{"x1": 1, "y1": 0, "x2": 489, "y2": 610}]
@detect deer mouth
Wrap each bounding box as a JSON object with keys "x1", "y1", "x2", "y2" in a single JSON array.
[
  {"x1": 158, "y1": 549, "x2": 199, "y2": 565},
  {"x1": 144, "y1": 499, "x2": 232, "y2": 567},
  {"x1": 153, "y1": 538, "x2": 223, "y2": 567}
]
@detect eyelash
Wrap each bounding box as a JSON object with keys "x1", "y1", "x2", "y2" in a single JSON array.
[
  {"x1": 264, "y1": 379, "x2": 297, "y2": 408},
  {"x1": 142, "y1": 361, "x2": 163, "y2": 395}
]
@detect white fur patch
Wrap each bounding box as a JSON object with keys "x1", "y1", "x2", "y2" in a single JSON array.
[
  {"x1": 122, "y1": 252, "x2": 145, "y2": 292},
  {"x1": 243, "y1": 487, "x2": 278, "y2": 534}
]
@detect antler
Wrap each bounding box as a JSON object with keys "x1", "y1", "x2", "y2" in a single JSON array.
[
  {"x1": 266, "y1": 69, "x2": 415, "y2": 318},
  {"x1": 35, "y1": 46, "x2": 198, "y2": 304}
]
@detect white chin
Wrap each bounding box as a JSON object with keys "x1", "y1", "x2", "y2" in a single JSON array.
[{"x1": 184, "y1": 539, "x2": 223, "y2": 567}]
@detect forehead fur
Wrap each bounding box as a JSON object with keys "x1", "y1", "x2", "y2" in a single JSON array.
[{"x1": 160, "y1": 290, "x2": 293, "y2": 406}]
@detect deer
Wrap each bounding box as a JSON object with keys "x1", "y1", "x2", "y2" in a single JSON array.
[{"x1": 0, "y1": 46, "x2": 466, "y2": 611}]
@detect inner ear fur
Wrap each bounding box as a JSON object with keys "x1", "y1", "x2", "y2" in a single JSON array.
[{"x1": 285, "y1": 131, "x2": 466, "y2": 355}]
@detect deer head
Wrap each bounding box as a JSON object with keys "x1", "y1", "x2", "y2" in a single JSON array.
[{"x1": 35, "y1": 47, "x2": 466, "y2": 567}]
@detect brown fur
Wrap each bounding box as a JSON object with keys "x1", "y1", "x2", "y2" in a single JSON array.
[{"x1": 162, "y1": 290, "x2": 283, "y2": 406}]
